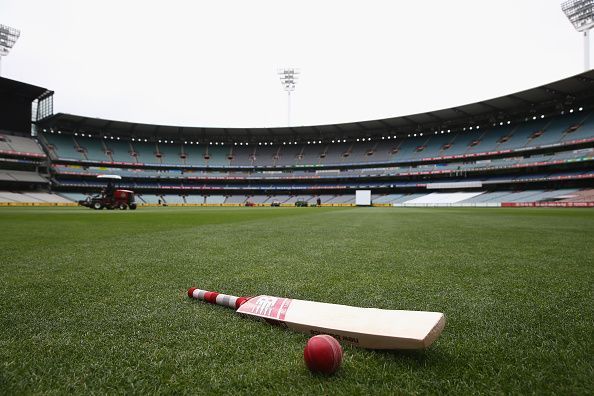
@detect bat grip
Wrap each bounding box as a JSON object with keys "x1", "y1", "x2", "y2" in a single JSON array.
[{"x1": 187, "y1": 287, "x2": 250, "y2": 309}]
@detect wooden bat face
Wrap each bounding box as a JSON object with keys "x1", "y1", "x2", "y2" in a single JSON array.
[{"x1": 237, "y1": 295, "x2": 445, "y2": 349}]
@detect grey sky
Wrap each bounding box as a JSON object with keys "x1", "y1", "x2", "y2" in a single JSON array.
[{"x1": 1, "y1": 0, "x2": 588, "y2": 128}]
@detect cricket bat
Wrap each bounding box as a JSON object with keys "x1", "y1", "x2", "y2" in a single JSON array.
[{"x1": 187, "y1": 288, "x2": 445, "y2": 350}]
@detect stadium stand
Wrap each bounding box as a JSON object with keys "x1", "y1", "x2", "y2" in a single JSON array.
[
  {"x1": 156, "y1": 144, "x2": 184, "y2": 165},
  {"x1": 386, "y1": 193, "x2": 424, "y2": 203},
  {"x1": 3, "y1": 188, "x2": 589, "y2": 207},
  {"x1": 558, "y1": 189, "x2": 594, "y2": 202},
  {"x1": 0, "y1": 191, "x2": 72, "y2": 203},
  {"x1": 130, "y1": 141, "x2": 157, "y2": 164},
  {"x1": 253, "y1": 145, "x2": 279, "y2": 167},
  {"x1": 439, "y1": 132, "x2": 474, "y2": 157},
  {"x1": 42, "y1": 134, "x2": 85, "y2": 160},
  {"x1": 372, "y1": 194, "x2": 405, "y2": 204},
  {"x1": 183, "y1": 145, "x2": 208, "y2": 166},
  {"x1": 415, "y1": 134, "x2": 453, "y2": 158},
  {"x1": 225, "y1": 195, "x2": 247, "y2": 204},
  {"x1": 530, "y1": 113, "x2": 583, "y2": 147},
  {"x1": 459, "y1": 191, "x2": 516, "y2": 204},
  {"x1": 297, "y1": 144, "x2": 324, "y2": 166},
  {"x1": 0, "y1": 138, "x2": 11, "y2": 152},
  {"x1": 0, "y1": 134, "x2": 45, "y2": 156},
  {"x1": 184, "y1": 195, "x2": 205, "y2": 204},
  {"x1": 162, "y1": 195, "x2": 185, "y2": 204},
  {"x1": 205, "y1": 146, "x2": 230, "y2": 167},
  {"x1": 275, "y1": 144, "x2": 301, "y2": 166},
  {"x1": 230, "y1": 146, "x2": 254, "y2": 166},
  {"x1": 266, "y1": 195, "x2": 288, "y2": 203},
  {"x1": 0, "y1": 170, "x2": 47, "y2": 183},
  {"x1": 497, "y1": 190, "x2": 550, "y2": 202},
  {"x1": 83, "y1": 138, "x2": 110, "y2": 162},
  {"x1": 0, "y1": 191, "x2": 43, "y2": 202},
  {"x1": 404, "y1": 192, "x2": 484, "y2": 205},
  {"x1": 248, "y1": 195, "x2": 272, "y2": 203},
  {"x1": 138, "y1": 195, "x2": 162, "y2": 204},
  {"x1": 204, "y1": 195, "x2": 226, "y2": 204},
  {"x1": 284, "y1": 195, "x2": 314, "y2": 204},
  {"x1": 46, "y1": 145, "x2": 593, "y2": 180},
  {"x1": 501, "y1": 120, "x2": 549, "y2": 150},
  {"x1": 1, "y1": 71, "x2": 591, "y2": 207},
  {"x1": 38, "y1": 107, "x2": 594, "y2": 170},
  {"x1": 560, "y1": 112, "x2": 594, "y2": 142},
  {"x1": 105, "y1": 140, "x2": 135, "y2": 163},
  {"x1": 21, "y1": 192, "x2": 72, "y2": 203},
  {"x1": 59, "y1": 192, "x2": 88, "y2": 202},
  {"x1": 463, "y1": 127, "x2": 510, "y2": 155}
]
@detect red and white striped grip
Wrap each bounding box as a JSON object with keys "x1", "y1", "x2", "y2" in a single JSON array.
[{"x1": 187, "y1": 287, "x2": 250, "y2": 310}]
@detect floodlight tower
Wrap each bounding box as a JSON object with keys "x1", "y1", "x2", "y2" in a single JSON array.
[
  {"x1": 562, "y1": 0, "x2": 594, "y2": 70},
  {"x1": 0, "y1": 24, "x2": 21, "y2": 76},
  {"x1": 278, "y1": 68, "x2": 299, "y2": 127}
]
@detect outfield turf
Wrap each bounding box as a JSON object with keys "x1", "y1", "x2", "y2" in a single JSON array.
[{"x1": 0, "y1": 206, "x2": 592, "y2": 395}]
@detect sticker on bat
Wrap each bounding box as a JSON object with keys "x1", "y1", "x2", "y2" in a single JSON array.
[{"x1": 237, "y1": 295, "x2": 292, "y2": 321}]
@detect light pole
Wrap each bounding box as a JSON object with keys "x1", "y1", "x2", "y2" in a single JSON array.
[
  {"x1": 562, "y1": 0, "x2": 594, "y2": 70},
  {"x1": 0, "y1": 24, "x2": 21, "y2": 76},
  {"x1": 278, "y1": 68, "x2": 299, "y2": 127}
]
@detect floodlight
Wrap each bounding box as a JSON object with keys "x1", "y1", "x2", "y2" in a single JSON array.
[
  {"x1": 0, "y1": 24, "x2": 21, "y2": 76},
  {"x1": 561, "y1": 0, "x2": 594, "y2": 70},
  {"x1": 278, "y1": 68, "x2": 300, "y2": 126},
  {"x1": 562, "y1": 0, "x2": 594, "y2": 31}
]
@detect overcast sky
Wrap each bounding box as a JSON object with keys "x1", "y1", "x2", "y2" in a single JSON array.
[{"x1": 1, "y1": 0, "x2": 589, "y2": 128}]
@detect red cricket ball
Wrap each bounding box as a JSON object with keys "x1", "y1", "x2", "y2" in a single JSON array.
[{"x1": 303, "y1": 335, "x2": 343, "y2": 374}]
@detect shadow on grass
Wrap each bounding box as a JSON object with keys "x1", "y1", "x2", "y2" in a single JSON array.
[{"x1": 358, "y1": 346, "x2": 451, "y2": 368}]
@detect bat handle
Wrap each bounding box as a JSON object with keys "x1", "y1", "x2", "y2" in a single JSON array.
[{"x1": 187, "y1": 287, "x2": 250, "y2": 309}]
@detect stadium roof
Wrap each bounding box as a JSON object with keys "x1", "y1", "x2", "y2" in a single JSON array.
[
  {"x1": 0, "y1": 77, "x2": 52, "y2": 102},
  {"x1": 0, "y1": 77, "x2": 53, "y2": 134},
  {"x1": 38, "y1": 70, "x2": 594, "y2": 142}
]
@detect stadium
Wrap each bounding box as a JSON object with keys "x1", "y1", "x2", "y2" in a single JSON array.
[
  {"x1": 1, "y1": 71, "x2": 594, "y2": 207},
  {"x1": 1, "y1": 1, "x2": 593, "y2": 394}
]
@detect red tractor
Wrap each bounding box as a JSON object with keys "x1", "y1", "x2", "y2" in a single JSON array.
[{"x1": 78, "y1": 175, "x2": 137, "y2": 210}]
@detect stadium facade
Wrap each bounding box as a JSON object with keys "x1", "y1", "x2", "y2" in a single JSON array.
[{"x1": 0, "y1": 71, "x2": 593, "y2": 207}]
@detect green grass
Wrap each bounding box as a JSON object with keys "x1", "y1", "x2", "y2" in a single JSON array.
[{"x1": 0, "y1": 206, "x2": 592, "y2": 395}]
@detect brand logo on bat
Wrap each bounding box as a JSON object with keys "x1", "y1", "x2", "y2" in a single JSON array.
[
  {"x1": 238, "y1": 296, "x2": 292, "y2": 321},
  {"x1": 254, "y1": 296, "x2": 276, "y2": 316}
]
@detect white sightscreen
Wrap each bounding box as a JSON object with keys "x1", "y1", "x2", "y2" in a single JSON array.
[{"x1": 355, "y1": 190, "x2": 371, "y2": 206}]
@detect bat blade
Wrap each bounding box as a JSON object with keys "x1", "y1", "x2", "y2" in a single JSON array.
[{"x1": 236, "y1": 295, "x2": 445, "y2": 349}]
